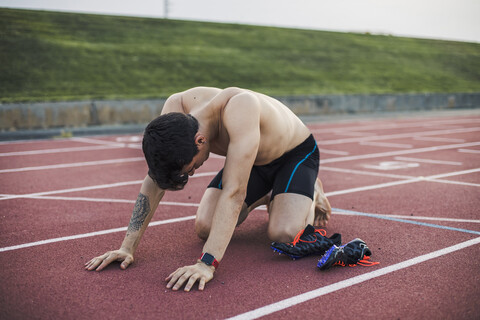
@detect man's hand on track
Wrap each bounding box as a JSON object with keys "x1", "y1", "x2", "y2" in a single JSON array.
[
  {"x1": 165, "y1": 262, "x2": 215, "y2": 292},
  {"x1": 85, "y1": 249, "x2": 134, "y2": 271}
]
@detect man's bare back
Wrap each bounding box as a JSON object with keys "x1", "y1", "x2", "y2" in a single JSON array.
[{"x1": 163, "y1": 87, "x2": 311, "y2": 165}]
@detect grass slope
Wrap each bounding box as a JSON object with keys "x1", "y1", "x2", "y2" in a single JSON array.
[{"x1": 1, "y1": 8, "x2": 479, "y2": 102}]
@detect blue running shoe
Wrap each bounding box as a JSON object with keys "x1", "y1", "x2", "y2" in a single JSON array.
[
  {"x1": 271, "y1": 224, "x2": 342, "y2": 260},
  {"x1": 317, "y1": 238, "x2": 379, "y2": 270}
]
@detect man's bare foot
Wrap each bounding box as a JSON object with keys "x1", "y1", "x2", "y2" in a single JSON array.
[{"x1": 313, "y1": 178, "x2": 331, "y2": 226}]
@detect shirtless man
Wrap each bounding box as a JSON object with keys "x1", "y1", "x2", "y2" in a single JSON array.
[{"x1": 85, "y1": 87, "x2": 332, "y2": 291}]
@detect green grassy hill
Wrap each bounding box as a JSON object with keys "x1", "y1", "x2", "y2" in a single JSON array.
[{"x1": 1, "y1": 8, "x2": 479, "y2": 103}]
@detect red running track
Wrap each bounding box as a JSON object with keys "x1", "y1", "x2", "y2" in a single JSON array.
[{"x1": 1, "y1": 111, "x2": 479, "y2": 319}]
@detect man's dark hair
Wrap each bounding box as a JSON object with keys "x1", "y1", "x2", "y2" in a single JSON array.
[{"x1": 142, "y1": 113, "x2": 199, "y2": 190}]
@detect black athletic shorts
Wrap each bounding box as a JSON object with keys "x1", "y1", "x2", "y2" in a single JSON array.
[{"x1": 207, "y1": 134, "x2": 319, "y2": 207}]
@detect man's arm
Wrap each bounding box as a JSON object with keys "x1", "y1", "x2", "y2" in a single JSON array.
[
  {"x1": 85, "y1": 175, "x2": 165, "y2": 271},
  {"x1": 165, "y1": 92, "x2": 261, "y2": 291},
  {"x1": 201, "y1": 96, "x2": 261, "y2": 262}
]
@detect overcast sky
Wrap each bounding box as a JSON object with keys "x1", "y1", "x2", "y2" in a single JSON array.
[{"x1": 1, "y1": 0, "x2": 479, "y2": 43}]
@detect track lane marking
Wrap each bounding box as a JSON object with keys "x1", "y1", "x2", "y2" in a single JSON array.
[
  {"x1": 318, "y1": 127, "x2": 480, "y2": 146},
  {"x1": 318, "y1": 148, "x2": 350, "y2": 156},
  {"x1": 5, "y1": 193, "x2": 480, "y2": 224},
  {"x1": 6, "y1": 193, "x2": 479, "y2": 225},
  {"x1": 226, "y1": 236, "x2": 480, "y2": 320},
  {"x1": 413, "y1": 136, "x2": 465, "y2": 143},
  {"x1": 393, "y1": 156, "x2": 462, "y2": 166},
  {"x1": 326, "y1": 167, "x2": 480, "y2": 197},
  {"x1": 421, "y1": 178, "x2": 480, "y2": 187},
  {"x1": 321, "y1": 166, "x2": 479, "y2": 187},
  {"x1": 332, "y1": 208, "x2": 480, "y2": 234},
  {"x1": 25, "y1": 195, "x2": 201, "y2": 207},
  {"x1": 71, "y1": 137, "x2": 127, "y2": 146},
  {"x1": 1, "y1": 200, "x2": 478, "y2": 253},
  {"x1": 0, "y1": 144, "x2": 122, "y2": 157},
  {"x1": 321, "y1": 141, "x2": 480, "y2": 164},
  {"x1": 360, "y1": 141, "x2": 413, "y2": 149},
  {"x1": 1, "y1": 167, "x2": 477, "y2": 202},
  {"x1": 0, "y1": 180, "x2": 144, "y2": 201},
  {"x1": 0, "y1": 215, "x2": 196, "y2": 253},
  {"x1": 0, "y1": 157, "x2": 145, "y2": 173},
  {"x1": 310, "y1": 117, "x2": 480, "y2": 134},
  {"x1": 0, "y1": 172, "x2": 218, "y2": 201},
  {"x1": 458, "y1": 148, "x2": 480, "y2": 154},
  {"x1": 332, "y1": 210, "x2": 480, "y2": 224},
  {"x1": 320, "y1": 166, "x2": 415, "y2": 179},
  {"x1": 333, "y1": 131, "x2": 376, "y2": 137}
]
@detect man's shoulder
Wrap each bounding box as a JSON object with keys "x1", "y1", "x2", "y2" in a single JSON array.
[{"x1": 161, "y1": 93, "x2": 184, "y2": 114}]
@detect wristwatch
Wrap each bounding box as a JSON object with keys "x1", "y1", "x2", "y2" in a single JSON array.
[{"x1": 199, "y1": 252, "x2": 219, "y2": 269}]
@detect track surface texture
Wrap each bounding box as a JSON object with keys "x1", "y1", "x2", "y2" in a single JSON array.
[{"x1": 1, "y1": 111, "x2": 479, "y2": 320}]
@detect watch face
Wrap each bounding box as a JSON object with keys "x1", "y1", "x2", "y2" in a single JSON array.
[{"x1": 201, "y1": 253, "x2": 214, "y2": 265}]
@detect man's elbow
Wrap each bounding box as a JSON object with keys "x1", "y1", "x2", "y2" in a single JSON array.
[{"x1": 223, "y1": 186, "x2": 247, "y2": 207}]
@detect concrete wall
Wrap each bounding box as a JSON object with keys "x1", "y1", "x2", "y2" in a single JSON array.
[
  {"x1": 0, "y1": 99, "x2": 166, "y2": 131},
  {"x1": 277, "y1": 92, "x2": 480, "y2": 115},
  {"x1": 1, "y1": 92, "x2": 479, "y2": 131}
]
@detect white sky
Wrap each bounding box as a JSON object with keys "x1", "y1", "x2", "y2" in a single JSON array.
[{"x1": 1, "y1": 0, "x2": 479, "y2": 43}]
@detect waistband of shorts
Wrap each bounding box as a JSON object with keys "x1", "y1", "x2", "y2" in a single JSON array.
[
  {"x1": 283, "y1": 134, "x2": 316, "y2": 156},
  {"x1": 257, "y1": 134, "x2": 316, "y2": 168}
]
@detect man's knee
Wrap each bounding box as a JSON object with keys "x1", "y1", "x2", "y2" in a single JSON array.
[{"x1": 267, "y1": 224, "x2": 299, "y2": 243}]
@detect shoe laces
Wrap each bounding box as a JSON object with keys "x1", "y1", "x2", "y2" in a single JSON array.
[
  {"x1": 334, "y1": 254, "x2": 380, "y2": 267},
  {"x1": 291, "y1": 228, "x2": 326, "y2": 246}
]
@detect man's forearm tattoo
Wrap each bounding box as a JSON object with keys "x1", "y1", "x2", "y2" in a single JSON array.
[{"x1": 127, "y1": 193, "x2": 151, "y2": 232}]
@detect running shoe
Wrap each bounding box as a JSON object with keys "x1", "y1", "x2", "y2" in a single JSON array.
[
  {"x1": 271, "y1": 224, "x2": 342, "y2": 260},
  {"x1": 317, "y1": 238, "x2": 379, "y2": 270}
]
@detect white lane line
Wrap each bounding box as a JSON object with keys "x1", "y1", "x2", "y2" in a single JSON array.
[
  {"x1": 332, "y1": 211, "x2": 480, "y2": 223},
  {"x1": 0, "y1": 215, "x2": 196, "y2": 253},
  {"x1": 428, "y1": 167, "x2": 480, "y2": 179},
  {"x1": 311, "y1": 118, "x2": 480, "y2": 134},
  {"x1": 326, "y1": 179, "x2": 419, "y2": 197},
  {"x1": 0, "y1": 145, "x2": 121, "y2": 157},
  {"x1": 325, "y1": 164, "x2": 477, "y2": 188},
  {"x1": 11, "y1": 191, "x2": 480, "y2": 225},
  {"x1": 424, "y1": 179, "x2": 480, "y2": 187},
  {"x1": 321, "y1": 141, "x2": 480, "y2": 164},
  {"x1": 458, "y1": 148, "x2": 480, "y2": 154},
  {"x1": 71, "y1": 137, "x2": 126, "y2": 146},
  {"x1": 326, "y1": 168, "x2": 480, "y2": 197},
  {"x1": 126, "y1": 143, "x2": 142, "y2": 149},
  {"x1": 10, "y1": 193, "x2": 478, "y2": 224},
  {"x1": 0, "y1": 180, "x2": 144, "y2": 201},
  {"x1": 0, "y1": 137, "x2": 75, "y2": 146},
  {"x1": 318, "y1": 148, "x2": 350, "y2": 156},
  {"x1": 333, "y1": 131, "x2": 376, "y2": 137},
  {"x1": 414, "y1": 136, "x2": 465, "y2": 143},
  {"x1": 226, "y1": 236, "x2": 480, "y2": 320},
  {"x1": 0, "y1": 172, "x2": 218, "y2": 201},
  {"x1": 320, "y1": 166, "x2": 415, "y2": 180},
  {"x1": 25, "y1": 195, "x2": 201, "y2": 208},
  {"x1": 0, "y1": 204, "x2": 476, "y2": 253},
  {"x1": 360, "y1": 141, "x2": 413, "y2": 149},
  {"x1": 116, "y1": 136, "x2": 142, "y2": 142},
  {"x1": 0, "y1": 157, "x2": 145, "y2": 174},
  {"x1": 421, "y1": 125, "x2": 462, "y2": 130},
  {"x1": 318, "y1": 127, "x2": 480, "y2": 146},
  {"x1": 394, "y1": 156, "x2": 462, "y2": 166},
  {"x1": 72, "y1": 137, "x2": 141, "y2": 149},
  {"x1": 2, "y1": 165, "x2": 477, "y2": 203}
]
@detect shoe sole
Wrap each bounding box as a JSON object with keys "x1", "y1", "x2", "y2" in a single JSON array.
[
  {"x1": 271, "y1": 246, "x2": 303, "y2": 260},
  {"x1": 316, "y1": 245, "x2": 338, "y2": 270}
]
